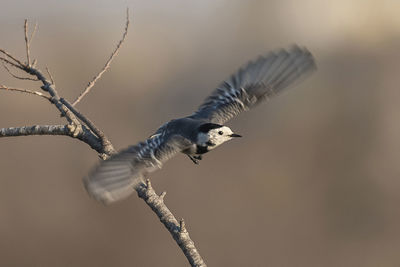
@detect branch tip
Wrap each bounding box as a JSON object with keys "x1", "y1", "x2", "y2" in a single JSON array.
[
  {"x1": 71, "y1": 8, "x2": 130, "y2": 106},
  {"x1": 29, "y1": 22, "x2": 38, "y2": 43},
  {"x1": 146, "y1": 179, "x2": 152, "y2": 190},
  {"x1": 159, "y1": 191, "x2": 166, "y2": 200},
  {"x1": 46, "y1": 66, "x2": 55, "y2": 85},
  {"x1": 180, "y1": 219, "x2": 186, "y2": 233},
  {"x1": 24, "y1": 19, "x2": 31, "y2": 66}
]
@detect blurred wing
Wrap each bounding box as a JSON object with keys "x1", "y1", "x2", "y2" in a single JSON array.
[
  {"x1": 190, "y1": 46, "x2": 316, "y2": 124},
  {"x1": 84, "y1": 132, "x2": 192, "y2": 204}
]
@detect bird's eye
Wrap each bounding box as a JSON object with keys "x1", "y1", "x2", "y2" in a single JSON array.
[{"x1": 218, "y1": 131, "x2": 223, "y2": 135}]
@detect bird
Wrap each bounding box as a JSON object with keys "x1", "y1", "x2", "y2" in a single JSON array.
[{"x1": 84, "y1": 45, "x2": 316, "y2": 204}]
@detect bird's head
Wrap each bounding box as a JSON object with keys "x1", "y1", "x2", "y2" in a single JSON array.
[{"x1": 197, "y1": 123, "x2": 241, "y2": 149}]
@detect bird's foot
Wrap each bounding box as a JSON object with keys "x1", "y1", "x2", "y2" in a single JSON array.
[{"x1": 188, "y1": 155, "x2": 201, "y2": 165}]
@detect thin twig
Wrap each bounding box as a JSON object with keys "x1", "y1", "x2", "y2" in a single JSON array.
[
  {"x1": 0, "y1": 84, "x2": 50, "y2": 100},
  {"x1": 24, "y1": 19, "x2": 31, "y2": 66},
  {"x1": 0, "y1": 56, "x2": 24, "y2": 70},
  {"x1": 2, "y1": 63, "x2": 38, "y2": 81},
  {"x1": 29, "y1": 22, "x2": 38, "y2": 44},
  {"x1": 0, "y1": 48, "x2": 25, "y2": 67},
  {"x1": 46, "y1": 66, "x2": 55, "y2": 85},
  {"x1": 72, "y1": 8, "x2": 130, "y2": 106}
]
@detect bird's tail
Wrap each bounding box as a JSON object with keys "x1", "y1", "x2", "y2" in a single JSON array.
[
  {"x1": 84, "y1": 133, "x2": 186, "y2": 205},
  {"x1": 83, "y1": 146, "x2": 150, "y2": 205}
]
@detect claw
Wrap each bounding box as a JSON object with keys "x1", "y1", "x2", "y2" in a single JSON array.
[{"x1": 187, "y1": 155, "x2": 199, "y2": 165}]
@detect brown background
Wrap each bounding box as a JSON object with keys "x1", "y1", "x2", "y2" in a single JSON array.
[{"x1": 1, "y1": 1, "x2": 400, "y2": 266}]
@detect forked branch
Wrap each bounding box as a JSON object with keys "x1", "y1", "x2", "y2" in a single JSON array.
[
  {"x1": 0, "y1": 9, "x2": 206, "y2": 267},
  {"x1": 2, "y1": 63, "x2": 38, "y2": 81}
]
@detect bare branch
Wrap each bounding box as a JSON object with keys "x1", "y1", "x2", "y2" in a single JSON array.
[
  {"x1": 0, "y1": 56, "x2": 24, "y2": 70},
  {"x1": 0, "y1": 48, "x2": 25, "y2": 67},
  {"x1": 24, "y1": 20, "x2": 31, "y2": 66},
  {"x1": 2, "y1": 63, "x2": 38, "y2": 81},
  {"x1": 1, "y1": 50, "x2": 114, "y2": 155},
  {"x1": 0, "y1": 84, "x2": 50, "y2": 100},
  {"x1": 136, "y1": 180, "x2": 207, "y2": 267},
  {"x1": 1, "y1": 10, "x2": 207, "y2": 266},
  {"x1": 60, "y1": 98, "x2": 116, "y2": 155},
  {"x1": 72, "y1": 8, "x2": 130, "y2": 106},
  {"x1": 29, "y1": 22, "x2": 38, "y2": 44},
  {"x1": 46, "y1": 66, "x2": 55, "y2": 85},
  {"x1": 1, "y1": 124, "x2": 70, "y2": 137},
  {"x1": 23, "y1": 66, "x2": 82, "y2": 129},
  {"x1": 0, "y1": 124, "x2": 104, "y2": 153}
]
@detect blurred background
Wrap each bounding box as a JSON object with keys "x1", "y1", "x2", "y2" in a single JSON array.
[{"x1": 1, "y1": 0, "x2": 400, "y2": 266}]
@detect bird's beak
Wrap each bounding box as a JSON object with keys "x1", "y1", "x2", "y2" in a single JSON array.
[{"x1": 230, "y1": 133, "x2": 242, "y2": 138}]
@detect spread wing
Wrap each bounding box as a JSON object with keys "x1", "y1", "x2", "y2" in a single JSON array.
[
  {"x1": 190, "y1": 46, "x2": 316, "y2": 124},
  {"x1": 83, "y1": 131, "x2": 192, "y2": 204}
]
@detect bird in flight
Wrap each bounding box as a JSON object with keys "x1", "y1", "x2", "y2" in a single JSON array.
[{"x1": 84, "y1": 46, "x2": 316, "y2": 204}]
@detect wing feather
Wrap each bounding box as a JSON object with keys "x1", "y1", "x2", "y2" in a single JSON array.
[
  {"x1": 190, "y1": 46, "x2": 316, "y2": 124},
  {"x1": 84, "y1": 131, "x2": 191, "y2": 204}
]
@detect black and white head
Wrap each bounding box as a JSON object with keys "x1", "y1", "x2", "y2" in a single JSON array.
[{"x1": 197, "y1": 123, "x2": 241, "y2": 149}]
